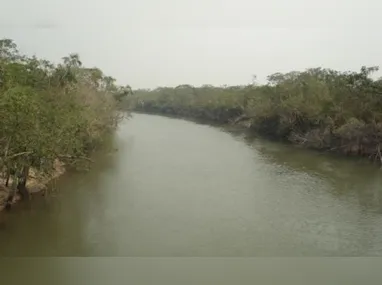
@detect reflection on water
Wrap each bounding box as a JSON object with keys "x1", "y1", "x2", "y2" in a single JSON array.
[
  {"x1": 1, "y1": 113, "x2": 382, "y2": 257},
  {"x1": 250, "y1": 138, "x2": 382, "y2": 213}
]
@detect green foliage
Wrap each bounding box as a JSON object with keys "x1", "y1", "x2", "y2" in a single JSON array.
[
  {"x1": 126, "y1": 84, "x2": 247, "y2": 123},
  {"x1": 0, "y1": 38, "x2": 127, "y2": 189},
  {"x1": 127, "y1": 66, "x2": 382, "y2": 159}
]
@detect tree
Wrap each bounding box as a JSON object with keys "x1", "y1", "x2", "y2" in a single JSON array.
[{"x1": 0, "y1": 39, "x2": 127, "y2": 206}]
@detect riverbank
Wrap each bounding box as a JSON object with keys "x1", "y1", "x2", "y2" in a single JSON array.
[
  {"x1": 132, "y1": 106, "x2": 382, "y2": 165},
  {"x1": 127, "y1": 67, "x2": 382, "y2": 164},
  {"x1": 0, "y1": 160, "x2": 66, "y2": 211}
]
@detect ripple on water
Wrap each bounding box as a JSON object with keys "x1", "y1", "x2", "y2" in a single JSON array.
[{"x1": 1, "y1": 114, "x2": 382, "y2": 256}]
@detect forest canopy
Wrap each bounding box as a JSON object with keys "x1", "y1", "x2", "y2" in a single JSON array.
[{"x1": 0, "y1": 38, "x2": 130, "y2": 199}]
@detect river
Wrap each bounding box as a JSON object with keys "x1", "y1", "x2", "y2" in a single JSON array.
[{"x1": 1, "y1": 113, "x2": 382, "y2": 257}]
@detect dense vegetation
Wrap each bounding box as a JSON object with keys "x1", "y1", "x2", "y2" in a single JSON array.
[
  {"x1": 127, "y1": 67, "x2": 382, "y2": 162},
  {"x1": 0, "y1": 38, "x2": 130, "y2": 205}
]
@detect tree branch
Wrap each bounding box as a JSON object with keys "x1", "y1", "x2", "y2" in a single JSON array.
[
  {"x1": 57, "y1": 154, "x2": 94, "y2": 163},
  {"x1": 6, "y1": 151, "x2": 32, "y2": 160}
]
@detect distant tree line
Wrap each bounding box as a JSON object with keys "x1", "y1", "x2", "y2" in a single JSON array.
[{"x1": 126, "y1": 66, "x2": 382, "y2": 162}]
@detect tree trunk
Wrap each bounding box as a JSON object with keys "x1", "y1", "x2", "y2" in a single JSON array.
[
  {"x1": 4, "y1": 174, "x2": 18, "y2": 210},
  {"x1": 17, "y1": 166, "x2": 30, "y2": 200},
  {"x1": 5, "y1": 169, "x2": 10, "y2": 187}
]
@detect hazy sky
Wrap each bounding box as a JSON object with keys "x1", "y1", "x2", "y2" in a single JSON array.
[{"x1": 1, "y1": 0, "x2": 381, "y2": 88}]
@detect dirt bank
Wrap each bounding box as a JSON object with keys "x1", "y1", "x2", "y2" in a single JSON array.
[
  {"x1": 0, "y1": 159, "x2": 65, "y2": 212},
  {"x1": 132, "y1": 107, "x2": 382, "y2": 166}
]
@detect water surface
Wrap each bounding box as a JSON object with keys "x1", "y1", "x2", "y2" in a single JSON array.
[{"x1": 1, "y1": 113, "x2": 382, "y2": 256}]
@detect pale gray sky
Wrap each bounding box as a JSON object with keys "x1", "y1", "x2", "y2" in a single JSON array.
[{"x1": 1, "y1": 0, "x2": 381, "y2": 88}]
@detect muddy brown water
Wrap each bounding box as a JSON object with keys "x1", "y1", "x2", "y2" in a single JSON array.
[{"x1": 1, "y1": 113, "x2": 382, "y2": 257}]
